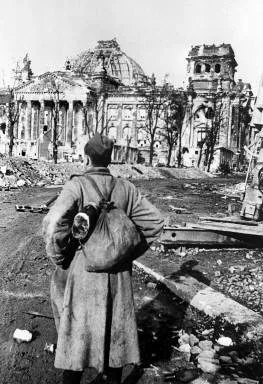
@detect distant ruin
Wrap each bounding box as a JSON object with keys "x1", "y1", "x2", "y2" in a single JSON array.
[
  {"x1": 0, "y1": 41, "x2": 254, "y2": 170},
  {"x1": 182, "y1": 44, "x2": 253, "y2": 171}
]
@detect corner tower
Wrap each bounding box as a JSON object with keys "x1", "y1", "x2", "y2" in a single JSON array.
[
  {"x1": 186, "y1": 44, "x2": 237, "y2": 94},
  {"x1": 182, "y1": 43, "x2": 252, "y2": 171}
]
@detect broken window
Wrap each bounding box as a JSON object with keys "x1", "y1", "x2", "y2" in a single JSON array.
[
  {"x1": 137, "y1": 107, "x2": 146, "y2": 120},
  {"x1": 44, "y1": 110, "x2": 49, "y2": 125},
  {"x1": 20, "y1": 127, "x2": 25, "y2": 139},
  {"x1": 195, "y1": 64, "x2": 201, "y2": 74},
  {"x1": 122, "y1": 106, "x2": 133, "y2": 120},
  {"x1": 0, "y1": 123, "x2": 6, "y2": 134},
  {"x1": 205, "y1": 107, "x2": 214, "y2": 119},
  {"x1": 108, "y1": 125, "x2": 117, "y2": 139},
  {"x1": 215, "y1": 64, "x2": 221, "y2": 73},
  {"x1": 107, "y1": 106, "x2": 118, "y2": 121},
  {"x1": 205, "y1": 64, "x2": 211, "y2": 73},
  {"x1": 0, "y1": 106, "x2": 5, "y2": 117},
  {"x1": 43, "y1": 125, "x2": 48, "y2": 133}
]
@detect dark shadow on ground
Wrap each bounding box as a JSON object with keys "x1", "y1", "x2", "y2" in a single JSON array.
[
  {"x1": 136, "y1": 284, "x2": 189, "y2": 367},
  {"x1": 166, "y1": 259, "x2": 211, "y2": 286}
]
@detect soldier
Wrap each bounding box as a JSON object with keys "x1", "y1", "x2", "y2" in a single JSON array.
[{"x1": 43, "y1": 133, "x2": 163, "y2": 384}]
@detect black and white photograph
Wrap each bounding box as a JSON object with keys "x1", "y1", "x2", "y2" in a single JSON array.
[{"x1": 0, "y1": 0, "x2": 263, "y2": 383}]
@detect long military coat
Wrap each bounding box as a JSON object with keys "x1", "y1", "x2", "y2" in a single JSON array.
[{"x1": 42, "y1": 167, "x2": 163, "y2": 372}]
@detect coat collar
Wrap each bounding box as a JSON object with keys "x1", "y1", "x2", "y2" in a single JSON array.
[{"x1": 84, "y1": 166, "x2": 111, "y2": 176}]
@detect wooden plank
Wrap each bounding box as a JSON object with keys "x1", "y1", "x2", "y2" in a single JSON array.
[
  {"x1": 160, "y1": 227, "x2": 258, "y2": 248},
  {"x1": 192, "y1": 222, "x2": 263, "y2": 237},
  {"x1": 199, "y1": 216, "x2": 258, "y2": 226},
  {"x1": 169, "y1": 205, "x2": 191, "y2": 214}
]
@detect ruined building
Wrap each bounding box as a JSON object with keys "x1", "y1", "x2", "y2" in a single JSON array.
[
  {"x1": 182, "y1": 44, "x2": 253, "y2": 170},
  {"x1": 0, "y1": 39, "x2": 166, "y2": 163},
  {"x1": 0, "y1": 41, "x2": 253, "y2": 168}
]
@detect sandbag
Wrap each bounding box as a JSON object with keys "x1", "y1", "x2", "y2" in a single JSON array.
[
  {"x1": 74, "y1": 175, "x2": 142, "y2": 272},
  {"x1": 81, "y1": 201, "x2": 141, "y2": 271}
]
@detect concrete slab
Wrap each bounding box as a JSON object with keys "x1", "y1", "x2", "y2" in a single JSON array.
[{"x1": 134, "y1": 260, "x2": 263, "y2": 339}]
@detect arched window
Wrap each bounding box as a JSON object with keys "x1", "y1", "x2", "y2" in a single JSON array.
[
  {"x1": 20, "y1": 126, "x2": 25, "y2": 139},
  {"x1": 195, "y1": 64, "x2": 201, "y2": 74},
  {"x1": 205, "y1": 63, "x2": 211, "y2": 73},
  {"x1": 215, "y1": 64, "x2": 221, "y2": 73}
]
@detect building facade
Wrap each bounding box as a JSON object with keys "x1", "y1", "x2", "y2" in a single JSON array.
[
  {"x1": 0, "y1": 41, "x2": 253, "y2": 169},
  {"x1": 182, "y1": 44, "x2": 253, "y2": 170},
  {"x1": 0, "y1": 39, "x2": 165, "y2": 163}
]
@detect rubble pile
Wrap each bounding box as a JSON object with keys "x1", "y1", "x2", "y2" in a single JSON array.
[
  {"x1": 217, "y1": 182, "x2": 246, "y2": 197},
  {"x1": 33, "y1": 161, "x2": 84, "y2": 185},
  {"x1": 0, "y1": 157, "x2": 218, "y2": 189},
  {"x1": 165, "y1": 328, "x2": 260, "y2": 383},
  {"x1": 0, "y1": 153, "x2": 229, "y2": 191},
  {"x1": 159, "y1": 167, "x2": 215, "y2": 180},
  {"x1": 214, "y1": 255, "x2": 263, "y2": 313},
  {"x1": 0, "y1": 157, "x2": 85, "y2": 188},
  {"x1": 0, "y1": 157, "x2": 44, "y2": 188},
  {"x1": 0, "y1": 158, "x2": 164, "y2": 188},
  {"x1": 109, "y1": 163, "x2": 164, "y2": 179}
]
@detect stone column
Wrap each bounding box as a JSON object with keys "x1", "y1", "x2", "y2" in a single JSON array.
[
  {"x1": 190, "y1": 96, "x2": 196, "y2": 149},
  {"x1": 82, "y1": 101, "x2": 87, "y2": 136},
  {"x1": 131, "y1": 105, "x2": 137, "y2": 145},
  {"x1": 31, "y1": 104, "x2": 35, "y2": 140},
  {"x1": 14, "y1": 101, "x2": 19, "y2": 139},
  {"x1": 32, "y1": 103, "x2": 40, "y2": 140},
  {"x1": 227, "y1": 99, "x2": 233, "y2": 148},
  {"x1": 39, "y1": 100, "x2": 45, "y2": 137},
  {"x1": 30, "y1": 106, "x2": 34, "y2": 140},
  {"x1": 73, "y1": 103, "x2": 79, "y2": 141},
  {"x1": 116, "y1": 105, "x2": 122, "y2": 142},
  {"x1": 66, "y1": 101, "x2": 73, "y2": 144},
  {"x1": 85, "y1": 101, "x2": 94, "y2": 137},
  {"x1": 26, "y1": 101, "x2": 32, "y2": 140},
  {"x1": 72, "y1": 107, "x2": 75, "y2": 140}
]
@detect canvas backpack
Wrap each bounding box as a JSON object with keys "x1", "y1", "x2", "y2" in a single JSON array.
[{"x1": 72, "y1": 175, "x2": 142, "y2": 272}]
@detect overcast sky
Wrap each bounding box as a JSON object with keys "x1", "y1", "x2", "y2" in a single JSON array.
[{"x1": 1, "y1": 0, "x2": 263, "y2": 93}]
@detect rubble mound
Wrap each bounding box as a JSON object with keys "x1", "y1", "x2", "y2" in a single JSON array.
[
  {"x1": 158, "y1": 167, "x2": 215, "y2": 179},
  {"x1": 0, "y1": 157, "x2": 44, "y2": 188},
  {"x1": 0, "y1": 157, "x2": 85, "y2": 188},
  {"x1": 217, "y1": 182, "x2": 246, "y2": 197},
  {"x1": 0, "y1": 157, "x2": 216, "y2": 188},
  {"x1": 109, "y1": 163, "x2": 164, "y2": 179}
]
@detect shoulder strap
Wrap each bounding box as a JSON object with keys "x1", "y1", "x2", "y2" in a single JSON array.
[{"x1": 85, "y1": 175, "x2": 116, "y2": 202}]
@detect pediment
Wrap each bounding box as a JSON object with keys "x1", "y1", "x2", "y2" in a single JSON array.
[{"x1": 15, "y1": 71, "x2": 87, "y2": 94}]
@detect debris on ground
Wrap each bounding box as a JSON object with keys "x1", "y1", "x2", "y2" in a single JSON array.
[
  {"x1": 44, "y1": 342, "x2": 56, "y2": 354},
  {"x1": 164, "y1": 325, "x2": 262, "y2": 383},
  {"x1": 0, "y1": 156, "x2": 223, "y2": 189},
  {"x1": 216, "y1": 182, "x2": 246, "y2": 198},
  {"x1": 217, "y1": 336, "x2": 233, "y2": 347},
  {"x1": 13, "y1": 329, "x2": 33, "y2": 343},
  {"x1": 2, "y1": 173, "x2": 263, "y2": 383}
]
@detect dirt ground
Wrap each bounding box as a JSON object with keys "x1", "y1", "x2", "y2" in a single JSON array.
[{"x1": 0, "y1": 174, "x2": 262, "y2": 383}]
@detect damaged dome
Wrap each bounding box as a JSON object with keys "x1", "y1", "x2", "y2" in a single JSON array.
[{"x1": 70, "y1": 38, "x2": 146, "y2": 86}]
